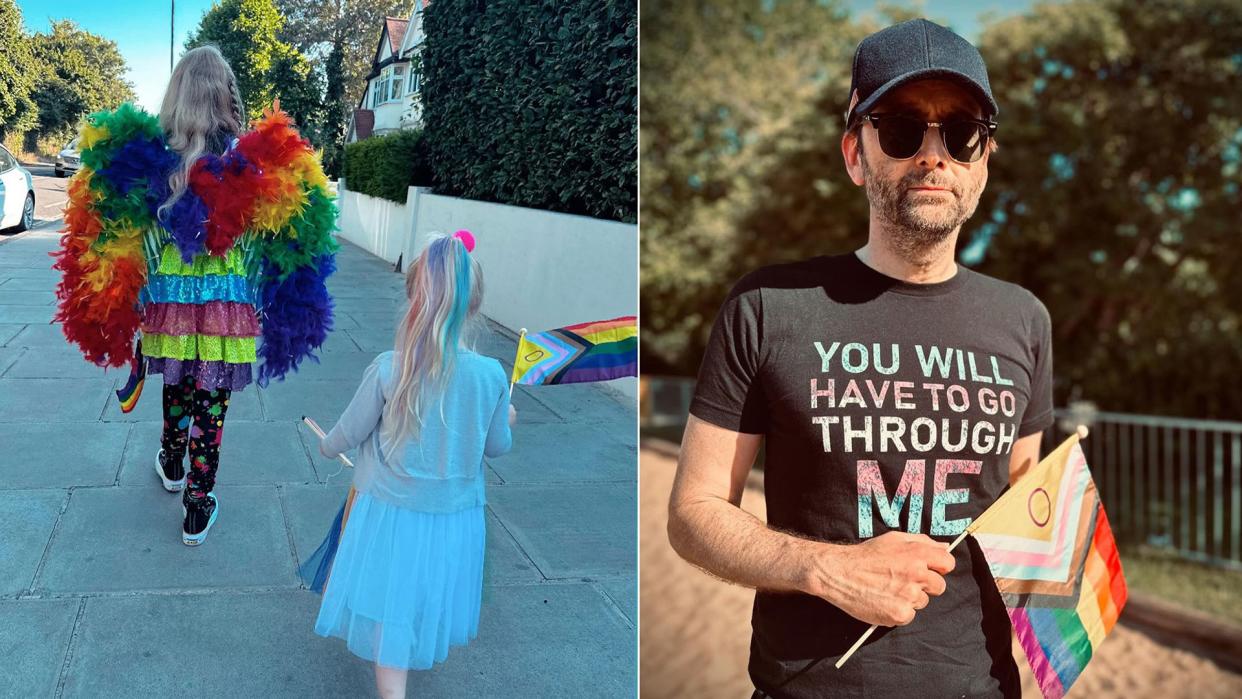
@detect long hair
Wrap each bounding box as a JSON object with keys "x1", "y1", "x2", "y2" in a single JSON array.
[
  {"x1": 379, "y1": 234, "x2": 484, "y2": 461},
  {"x1": 157, "y1": 46, "x2": 246, "y2": 220}
]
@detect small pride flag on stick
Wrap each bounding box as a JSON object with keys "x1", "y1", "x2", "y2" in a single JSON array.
[
  {"x1": 838, "y1": 427, "x2": 1127, "y2": 699},
  {"x1": 510, "y1": 315, "x2": 637, "y2": 387}
]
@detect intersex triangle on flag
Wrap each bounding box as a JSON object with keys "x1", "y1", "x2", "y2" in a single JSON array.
[
  {"x1": 969, "y1": 431, "x2": 1127, "y2": 699},
  {"x1": 510, "y1": 316, "x2": 637, "y2": 386}
]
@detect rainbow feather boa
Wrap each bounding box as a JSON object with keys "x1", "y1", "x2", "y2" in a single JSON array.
[{"x1": 52, "y1": 102, "x2": 338, "y2": 386}]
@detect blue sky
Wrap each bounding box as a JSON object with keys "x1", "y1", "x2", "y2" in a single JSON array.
[
  {"x1": 15, "y1": 0, "x2": 1039, "y2": 112},
  {"x1": 18, "y1": 0, "x2": 216, "y2": 111}
]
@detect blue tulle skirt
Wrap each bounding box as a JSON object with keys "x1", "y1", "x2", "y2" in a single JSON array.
[{"x1": 301, "y1": 491, "x2": 485, "y2": 670}]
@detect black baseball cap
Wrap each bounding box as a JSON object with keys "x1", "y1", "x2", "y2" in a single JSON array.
[{"x1": 844, "y1": 18, "x2": 998, "y2": 126}]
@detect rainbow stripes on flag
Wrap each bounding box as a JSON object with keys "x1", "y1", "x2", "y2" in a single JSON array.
[
  {"x1": 115, "y1": 338, "x2": 148, "y2": 413},
  {"x1": 299, "y1": 487, "x2": 358, "y2": 594},
  {"x1": 511, "y1": 316, "x2": 637, "y2": 386},
  {"x1": 968, "y1": 432, "x2": 1127, "y2": 699}
]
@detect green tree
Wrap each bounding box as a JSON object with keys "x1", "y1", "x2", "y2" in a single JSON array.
[
  {"x1": 422, "y1": 0, "x2": 636, "y2": 221},
  {"x1": 972, "y1": 0, "x2": 1242, "y2": 418},
  {"x1": 639, "y1": 0, "x2": 870, "y2": 372},
  {"x1": 0, "y1": 0, "x2": 38, "y2": 144},
  {"x1": 274, "y1": 0, "x2": 413, "y2": 176},
  {"x1": 186, "y1": 0, "x2": 319, "y2": 133},
  {"x1": 275, "y1": 0, "x2": 412, "y2": 108},
  {"x1": 29, "y1": 20, "x2": 136, "y2": 140}
]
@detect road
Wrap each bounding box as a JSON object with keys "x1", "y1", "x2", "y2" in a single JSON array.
[{"x1": 13, "y1": 164, "x2": 70, "y2": 231}]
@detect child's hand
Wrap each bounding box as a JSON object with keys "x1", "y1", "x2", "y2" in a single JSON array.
[
  {"x1": 319, "y1": 441, "x2": 332, "y2": 459},
  {"x1": 508, "y1": 405, "x2": 518, "y2": 426}
]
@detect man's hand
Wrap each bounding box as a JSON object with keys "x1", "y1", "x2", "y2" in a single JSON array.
[
  {"x1": 508, "y1": 404, "x2": 518, "y2": 426},
  {"x1": 807, "y1": 532, "x2": 955, "y2": 627}
]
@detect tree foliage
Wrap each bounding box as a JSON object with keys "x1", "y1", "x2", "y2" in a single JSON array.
[
  {"x1": 342, "y1": 128, "x2": 432, "y2": 202},
  {"x1": 421, "y1": 0, "x2": 636, "y2": 222},
  {"x1": 186, "y1": 0, "x2": 322, "y2": 143},
  {"x1": 0, "y1": 0, "x2": 40, "y2": 143},
  {"x1": 640, "y1": 0, "x2": 1242, "y2": 419},
  {"x1": 30, "y1": 20, "x2": 136, "y2": 141},
  {"x1": 275, "y1": 0, "x2": 411, "y2": 109}
]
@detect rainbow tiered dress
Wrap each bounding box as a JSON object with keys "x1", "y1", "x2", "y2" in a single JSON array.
[{"x1": 53, "y1": 102, "x2": 337, "y2": 390}]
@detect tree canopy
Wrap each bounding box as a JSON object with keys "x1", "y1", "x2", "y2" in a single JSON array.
[{"x1": 640, "y1": 0, "x2": 1242, "y2": 420}]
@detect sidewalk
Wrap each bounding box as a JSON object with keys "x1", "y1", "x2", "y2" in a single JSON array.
[{"x1": 0, "y1": 225, "x2": 636, "y2": 698}]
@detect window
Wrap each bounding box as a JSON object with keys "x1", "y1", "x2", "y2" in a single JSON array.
[
  {"x1": 0, "y1": 148, "x2": 14, "y2": 172},
  {"x1": 391, "y1": 65, "x2": 404, "y2": 101},
  {"x1": 408, "y1": 66, "x2": 421, "y2": 94}
]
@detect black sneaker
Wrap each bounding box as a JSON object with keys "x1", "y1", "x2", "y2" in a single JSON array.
[
  {"x1": 182, "y1": 492, "x2": 218, "y2": 546},
  {"x1": 156, "y1": 448, "x2": 186, "y2": 492}
]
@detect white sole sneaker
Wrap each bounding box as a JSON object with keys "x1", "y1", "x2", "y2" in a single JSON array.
[
  {"x1": 182, "y1": 493, "x2": 219, "y2": 546},
  {"x1": 155, "y1": 448, "x2": 186, "y2": 492}
]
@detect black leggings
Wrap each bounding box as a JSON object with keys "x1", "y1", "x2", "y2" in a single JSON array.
[{"x1": 160, "y1": 375, "x2": 231, "y2": 499}]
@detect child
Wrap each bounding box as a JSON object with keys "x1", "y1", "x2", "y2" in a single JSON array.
[{"x1": 304, "y1": 232, "x2": 516, "y2": 699}]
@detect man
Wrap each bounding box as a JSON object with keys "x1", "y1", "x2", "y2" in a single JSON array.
[{"x1": 667, "y1": 19, "x2": 1054, "y2": 698}]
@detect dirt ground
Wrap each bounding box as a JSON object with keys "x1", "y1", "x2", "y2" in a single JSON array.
[{"x1": 640, "y1": 445, "x2": 1242, "y2": 698}]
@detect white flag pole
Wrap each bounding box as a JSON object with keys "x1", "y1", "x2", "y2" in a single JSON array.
[
  {"x1": 509, "y1": 328, "x2": 527, "y2": 399},
  {"x1": 835, "y1": 425, "x2": 1091, "y2": 669},
  {"x1": 302, "y1": 415, "x2": 355, "y2": 468}
]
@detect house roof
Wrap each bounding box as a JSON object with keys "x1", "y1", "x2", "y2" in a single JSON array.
[
  {"x1": 352, "y1": 109, "x2": 375, "y2": 140},
  {"x1": 384, "y1": 17, "x2": 409, "y2": 55}
]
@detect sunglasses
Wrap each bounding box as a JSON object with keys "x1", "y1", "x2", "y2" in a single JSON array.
[{"x1": 860, "y1": 113, "x2": 998, "y2": 164}]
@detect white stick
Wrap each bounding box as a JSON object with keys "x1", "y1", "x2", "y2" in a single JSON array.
[
  {"x1": 508, "y1": 328, "x2": 527, "y2": 399},
  {"x1": 301, "y1": 415, "x2": 355, "y2": 468},
  {"x1": 836, "y1": 426, "x2": 1091, "y2": 668}
]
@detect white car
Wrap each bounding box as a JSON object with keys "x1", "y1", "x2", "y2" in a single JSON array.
[
  {"x1": 55, "y1": 137, "x2": 81, "y2": 177},
  {"x1": 0, "y1": 145, "x2": 36, "y2": 232}
]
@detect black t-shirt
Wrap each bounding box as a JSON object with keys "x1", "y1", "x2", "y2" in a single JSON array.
[{"x1": 689, "y1": 251, "x2": 1055, "y2": 699}]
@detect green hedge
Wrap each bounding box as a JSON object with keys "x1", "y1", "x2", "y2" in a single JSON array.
[
  {"x1": 422, "y1": 0, "x2": 636, "y2": 223},
  {"x1": 342, "y1": 129, "x2": 434, "y2": 203}
]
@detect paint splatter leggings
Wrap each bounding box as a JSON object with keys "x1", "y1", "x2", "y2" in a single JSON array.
[{"x1": 160, "y1": 375, "x2": 231, "y2": 500}]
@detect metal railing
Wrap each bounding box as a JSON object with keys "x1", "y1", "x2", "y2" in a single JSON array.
[{"x1": 641, "y1": 377, "x2": 1242, "y2": 570}]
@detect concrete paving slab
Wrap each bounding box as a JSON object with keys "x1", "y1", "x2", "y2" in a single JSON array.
[
  {"x1": 120, "y1": 421, "x2": 317, "y2": 487},
  {"x1": 0, "y1": 490, "x2": 65, "y2": 595},
  {"x1": 0, "y1": 305, "x2": 54, "y2": 323},
  {"x1": 519, "y1": 382, "x2": 635, "y2": 428},
  {"x1": 0, "y1": 276, "x2": 61, "y2": 290},
  {"x1": 34, "y1": 486, "x2": 296, "y2": 594},
  {"x1": 99, "y1": 377, "x2": 264, "y2": 423},
  {"x1": 0, "y1": 378, "x2": 114, "y2": 422},
  {"x1": 278, "y1": 482, "x2": 353, "y2": 568},
  {"x1": 0, "y1": 266, "x2": 57, "y2": 279},
  {"x1": 1, "y1": 290, "x2": 55, "y2": 305},
  {"x1": 484, "y1": 507, "x2": 544, "y2": 584},
  {"x1": 342, "y1": 325, "x2": 393, "y2": 353},
  {"x1": 60, "y1": 592, "x2": 371, "y2": 698},
  {"x1": 8, "y1": 322, "x2": 69, "y2": 347},
  {"x1": 3, "y1": 344, "x2": 126, "y2": 379},
  {"x1": 487, "y1": 422, "x2": 635, "y2": 484},
  {"x1": 598, "y1": 578, "x2": 637, "y2": 625},
  {"x1": 0, "y1": 599, "x2": 80, "y2": 697},
  {"x1": 282, "y1": 350, "x2": 376, "y2": 382},
  {"x1": 0, "y1": 423, "x2": 128, "y2": 490},
  {"x1": 411, "y1": 583, "x2": 636, "y2": 698},
  {"x1": 509, "y1": 386, "x2": 565, "y2": 424},
  {"x1": 0, "y1": 323, "x2": 23, "y2": 346},
  {"x1": 0, "y1": 346, "x2": 22, "y2": 375},
  {"x1": 488, "y1": 483, "x2": 636, "y2": 579},
  {"x1": 316, "y1": 328, "x2": 361, "y2": 353},
  {"x1": 344, "y1": 309, "x2": 403, "y2": 329},
  {"x1": 260, "y1": 378, "x2": 359, "y2": 423}
]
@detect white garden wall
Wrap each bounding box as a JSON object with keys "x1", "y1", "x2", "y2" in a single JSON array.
[{"x1": 335, "y1": 184, "x2": 638, "y2": 400}]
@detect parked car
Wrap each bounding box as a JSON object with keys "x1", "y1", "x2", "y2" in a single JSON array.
[
  {"x1": 55, "y1": 137, "x2": 81, "y2": 177},
  {"x1": 0, "y1": 144, "x2": 36, "y2": 232}
]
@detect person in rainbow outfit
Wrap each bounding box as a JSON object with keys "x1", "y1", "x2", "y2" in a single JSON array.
[{"x1": 53, "y1": 46, "x2": 337, "y2": 546}]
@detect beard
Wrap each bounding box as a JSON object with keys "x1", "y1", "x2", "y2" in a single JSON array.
[{"x1": 861, "y1": 152, "x2": 984, "y2": 254}]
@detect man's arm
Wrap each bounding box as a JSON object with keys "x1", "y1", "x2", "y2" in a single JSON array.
[
  {"x1": 1008, "y1": 431, "x2": 1043, "y2": 485},
  {"x1": 667, "y1": 414, "x2": 956, "y2": 628}
]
